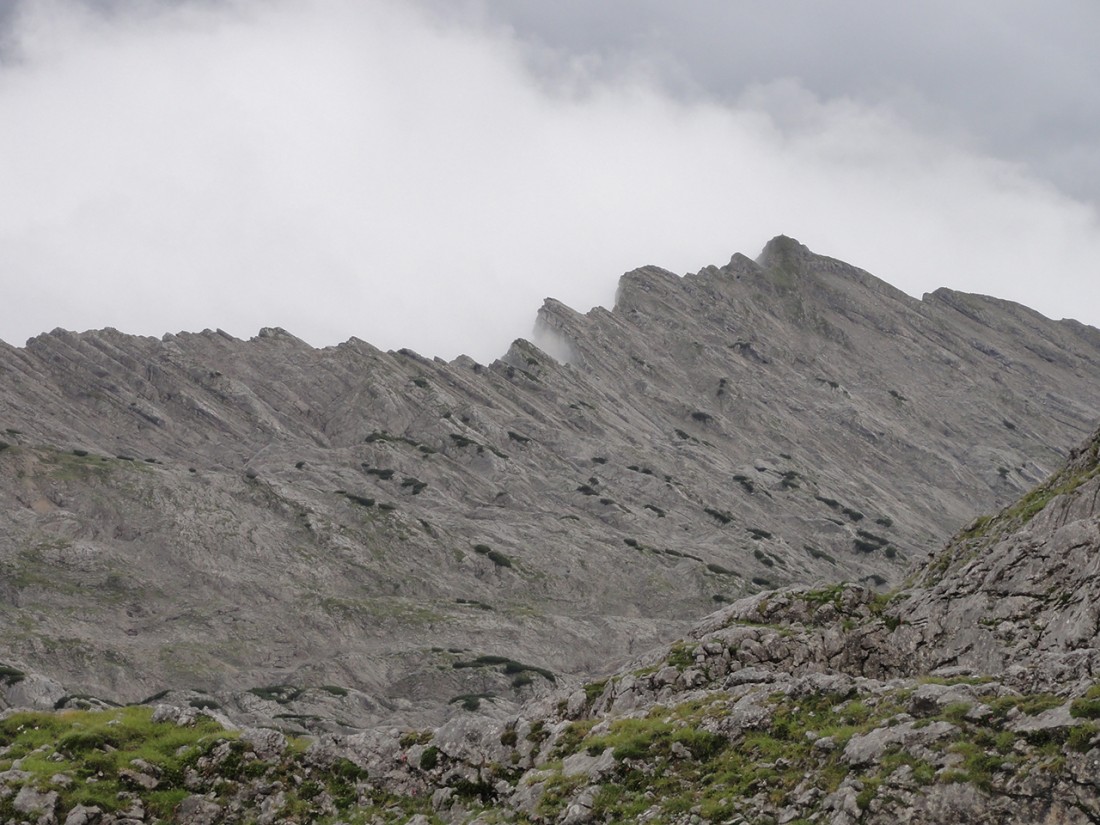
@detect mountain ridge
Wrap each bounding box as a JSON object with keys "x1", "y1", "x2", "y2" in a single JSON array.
[{"x1": 2, "y1": 236, "x2": 1099, "y2": 734}]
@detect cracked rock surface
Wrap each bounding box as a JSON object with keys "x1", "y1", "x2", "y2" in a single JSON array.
[{"x1": 2, "y1": 236, "x2": 1100, "y2": 731}]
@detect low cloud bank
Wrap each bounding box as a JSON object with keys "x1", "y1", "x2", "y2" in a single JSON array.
[{"x1": 1, "y1": 0, "x2": 1097, "y2": 361}]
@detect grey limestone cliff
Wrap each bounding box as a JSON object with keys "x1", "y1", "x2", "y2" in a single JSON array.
[{"x1": 1, "y1": 236, "x2": 1099, "y2": 729}]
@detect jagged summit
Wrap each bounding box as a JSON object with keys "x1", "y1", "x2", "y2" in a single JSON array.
[{"x1": 1, "y1": 239, "x2": 1100, "y2": 734}]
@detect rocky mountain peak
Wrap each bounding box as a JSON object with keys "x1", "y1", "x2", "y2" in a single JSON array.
[{"x1": 2, "y1": 237, "x2": 1099, "y2": 737}]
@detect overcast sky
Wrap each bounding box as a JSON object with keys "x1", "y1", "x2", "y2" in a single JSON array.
[{"x1": 1, "y1": 0, "x2": 1098, "y2": 361}]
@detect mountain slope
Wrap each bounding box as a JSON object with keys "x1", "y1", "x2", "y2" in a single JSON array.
[
  {"x1": 1, "y1": 236, "x2": 1099, "y2": 727},
  {"x1": 5, "y1": 427, "x2": 1100, "y2": 824}
]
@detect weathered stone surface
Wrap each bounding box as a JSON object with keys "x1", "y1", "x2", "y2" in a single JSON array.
[
  {"x1": 2, "y1": 237, "x2": 1099, "y2": 728},
  {"x1": 173, "y1": 795, "x2": 222, "y2": 825},
  {"x1": 62, "y1": 805, "x2": 102, "y2": 825},
  {"x1": 843, "y1": 720, "x2": 956, "y2": 765},
  {"x1": 13, "y1": 784, "x2": 58, "y2": 817}
]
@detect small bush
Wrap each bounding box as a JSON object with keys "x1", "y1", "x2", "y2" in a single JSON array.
[
  {"x1": 804, "y1": 545, "x2": 837, "y2": 564},
  {"x1": 401, "y1": 477, "x2": 427, "y2": 494},
  {"x1": 455, "y1": 598, "x2": 494, "y2": 611},
  {"x1": 0, "y1": 663, "x2": 26, "y2": 686},
  {"x1": 449, "y1": 693, "x2": 494, "y2": 712},
  {"x1": 473, "y1": 544, "x2": 513, "y2": 568},
  {"x1": 1071, "y1": 697, "x2": 1100, "y2": 720},
  {"x1": 248, "y1": 684, "x2": 303, "y2": 704},
  {"x1": 343, "y1": 493, "x2": 375, "y2": 508},
  {"x1": 704, "y1": 507, "x2": 732, "y2": 525},
  {"x1": 419, "y1": 745, "x2": 440, "y2": 770},
  {"x1": 842, "y1": 507, "x2": 865, "y2": 522}
]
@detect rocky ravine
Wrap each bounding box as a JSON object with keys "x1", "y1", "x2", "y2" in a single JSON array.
[
  {"x1": 2, "y1": 236, "x2": 1100, "y2": 729},
  {"x1": 3, "y1": 423, "x2": 1100, "y2": 824}
]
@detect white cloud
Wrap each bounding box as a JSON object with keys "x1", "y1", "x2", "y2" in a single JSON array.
[{"x1": 0, "y1": 0, "x2": 1097, "y2": 362}]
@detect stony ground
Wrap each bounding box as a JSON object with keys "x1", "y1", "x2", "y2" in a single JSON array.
[{"x1": 3, "y1": 427, "x2": 1100, "y2": 824}]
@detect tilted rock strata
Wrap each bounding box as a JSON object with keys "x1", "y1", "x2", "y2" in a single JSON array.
[
  {"x1": 2, "y1": 236, "x2": 1100, "y2": 726},
  {"x1": 4, "y1": 427, "x2": 1100, "y2": 821}
]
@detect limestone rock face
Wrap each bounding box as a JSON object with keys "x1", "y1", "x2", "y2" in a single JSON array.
[{"x1": 1, "y1": 236, "x2": 1099, "y2": 728}]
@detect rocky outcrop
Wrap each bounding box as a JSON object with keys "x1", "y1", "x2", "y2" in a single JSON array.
[{"x1": 2, "y1": 237, "x2": 1100, "y2": 728}]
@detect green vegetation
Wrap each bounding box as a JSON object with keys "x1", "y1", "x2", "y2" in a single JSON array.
[
  {"x1": 0, "y1": 707, "x2": 224, "y2": 818},
  {"x1": 401, "y1": 477, "x2": 427, "y2": 494},
  {"x1": 340, "y1": 492, "x2": 375, "y2": 508},
  {"x1": 0, "y1": 663, "x2": 25, "y2": 686},
  {"x1": 663, "y1": 548, "x2": 703, "y2": 562},
  {"x1": 1070, "y1": 684, "x2": 1100, "y2": 719},
  {"x1": 0, "y1": 705, "x2": 435, "y2": 823},
  {"x1": 804, "y1": 545, "x2": 837, "y2": 564},
  {"x1": 448, "y1": 692, "x2": 495, "y2": 711},
  {"x1": 419, "y1": 745, "x2": 440, "y2": 769},
  {"x1": 247, "y1": 684, "x2": 303, "y2": 704},
  {"x1": 924, "y1": 435, "x2": 1100, "y2": 584},
  {"x1": 666, "y1": 642, "x2": 697, "y2": 670},
  {"x1": 452, "y1": 655, "x2": 555, "y2": 683},
  {"x1": 473, "y1": 544, "x2": 514, "y2": 568},
  {"x1": 704, "y1": 506, "x2": 733, "y2": 525},
  {"x1": 516, "y1": 678, "x2": 1100, "y2": 823},
  {"x1": 455, "y1": 598, "x2": 495, "y2": 611}
]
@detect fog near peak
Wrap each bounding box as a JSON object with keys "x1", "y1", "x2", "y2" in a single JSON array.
[{"x1": 1, "y1": 0, "x2": 1098, "y2": 363}]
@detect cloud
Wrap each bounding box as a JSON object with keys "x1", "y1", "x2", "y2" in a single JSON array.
[{"x1": 0, "y1": 0, "x2": 1098, "y2": 363}]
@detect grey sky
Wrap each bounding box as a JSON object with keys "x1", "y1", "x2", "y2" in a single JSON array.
[
  {"x1": 0, "y1": 0, "x2": 1097, "y2": 362},
  {"x1": 470, "y1": 1, "x2": 1100, "y2": 201}
]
